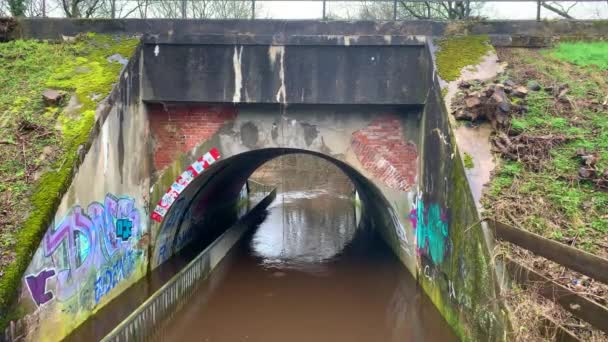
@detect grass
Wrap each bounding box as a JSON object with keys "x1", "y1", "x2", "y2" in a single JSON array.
[
  {"x1": 484, "y1": 44, "x2": 608, "y2": 254},
  {"x1": 549, "y1": 42, "x2": 608, "y2": 70},
  {"x1": 0, "y1": 34, "x2": 138, "y2": 330},
  {"x1": 435, "y1": 35, "x2": 494, "y2": 82},
  {"x1": 463, "y1": 152, "x2": 475, "y2": 169}
]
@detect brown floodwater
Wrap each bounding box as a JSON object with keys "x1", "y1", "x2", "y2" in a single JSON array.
[{"x1": 153, "y1": 190, "x2": 458, "y2": 342}]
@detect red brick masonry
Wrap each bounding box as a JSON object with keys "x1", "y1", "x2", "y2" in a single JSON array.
[
  {"x1": 149, "y1": 104, "x2": 237, "y2": 170},
  {"x1": 351, "y1": 115, "x2": 417, "y2": 191}
]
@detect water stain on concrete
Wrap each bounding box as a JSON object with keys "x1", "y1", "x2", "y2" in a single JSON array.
[
  {"x1": 300, "y1": 122, "x2": 318, "y2": 146},
  {"x1": 240, "y1": 122, "x2": 259, "y2": 148}
]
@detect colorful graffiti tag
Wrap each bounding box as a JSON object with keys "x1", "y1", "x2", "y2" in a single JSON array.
[
  {"x1": 24, "y1": 194, "x2": 144, "y2": 308},
  {"x1": 409, "y1": 197, "x2": 451, "y2": 265},
  {"x1": 151, "y1": 147, "x2": 221, "y2": 222}
]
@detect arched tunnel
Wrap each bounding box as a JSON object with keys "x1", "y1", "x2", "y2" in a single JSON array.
[
  {"x1": 148, "y1": 148, "x2": 459, "y2": 342},
  {"x1": 153, "y1": 148, "x2": 406, "y2": 269}
]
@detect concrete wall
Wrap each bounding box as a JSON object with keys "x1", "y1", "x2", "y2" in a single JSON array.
[
  {"x1": 147, "y1": 104, "x2": 422, "y2": 272},
  {"x1": 142, "y1": 44, "x2": 428, "y2": 104},
  {"x1": 14, "y1": 47, "x2": 151, "y2": 342},
  {"x1": 5, "y1": 21, "x2": 521, "y2": 341},
  {"x1": 405, "y1": 45, "x2": 509, "y2": 340}
]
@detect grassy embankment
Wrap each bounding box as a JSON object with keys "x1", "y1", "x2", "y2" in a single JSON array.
[{"x1": 0, "y1": 34, "x2": 138, "y2": 329}]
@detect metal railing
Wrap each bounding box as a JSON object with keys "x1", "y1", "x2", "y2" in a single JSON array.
[
  {"x1": 102, "y1": 216, "x2": 248, "y2": 341},
  {"x1": 102, "y1": 188, "x2": 277, "y2": 341}
]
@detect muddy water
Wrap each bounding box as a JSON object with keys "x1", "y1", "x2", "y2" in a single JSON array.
[{"x1": 154, "y1": 191, "x2": 457, "y2": 342}]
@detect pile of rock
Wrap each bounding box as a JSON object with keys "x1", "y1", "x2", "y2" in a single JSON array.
[
  {"x1": 576, "y1": 149, "x2": 608, "y2": 191},
  {"x1": 451, "y1": 79, "x2": 537, "y2": 130}
]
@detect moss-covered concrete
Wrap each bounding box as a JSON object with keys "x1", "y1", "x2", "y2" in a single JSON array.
[{"x1": 435, "y1": 35, "x2": 494, "y2": 82}]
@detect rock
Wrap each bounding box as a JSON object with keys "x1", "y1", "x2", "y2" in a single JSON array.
[
  {"x1": 544, "y1": 86, "x2": 554, "y2": 93},
  {"x1": 458, "y1": 81, "x2": 472, "y2": 89},
  {"x1": 504, "y1": 86, "x2": 513, "y2": 94},
  {"x1": 527, "y1": 81, "x2": 541, "y2": 91},
  {"x1": 512, "y1": 86, "x2": 528, "y2": 98},
  {"x1": 42, "y1": 89, "x2": 65, "y2": 107},
  {"x1": 39, "y1": 146, "x2": 53, "y2": 161},
  {"x1": 579, "y1": 167, "x2": 596, "y2": 179},
  {"x1": 503, "y1": 79, "x2": 516, "y2": 87},
  {"x1": 453, "y1": 110, "x2": 473, "y2": 121},
  {"x1": 498, "y1": 101, "x2": 511, "y2": 113},
  {"x1": 491, "y1": 86, "x2": 510, "y2": 107},
  {"x1": 107, "y1": 53, "x2": 128, "y2": 66},
  {"x1": 465, "y1": 96, "x2": 481, "y2": 109},
  {"x1": 581, "y1": 153, "x2": 598, "y2": 167},
  {"x1": 558, "y1": 87, "x2": 569, "y2": 99}
]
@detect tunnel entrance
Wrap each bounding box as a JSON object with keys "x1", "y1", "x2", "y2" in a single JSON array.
[{"x1": 151, "y1": 154, "x2": 458, "y2": 342}]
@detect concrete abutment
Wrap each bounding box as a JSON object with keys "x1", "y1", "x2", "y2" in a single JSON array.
[{"x1": 5, "y1": 19, "x2": 572, "y2": 342}]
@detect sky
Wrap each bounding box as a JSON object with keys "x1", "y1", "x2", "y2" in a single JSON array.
[
  {"x1": 31, "y1": 0, "x2": 608, "y2": 20},
  {"x1": 257, "y1": 1, "x2": 608, "y2": 20}
]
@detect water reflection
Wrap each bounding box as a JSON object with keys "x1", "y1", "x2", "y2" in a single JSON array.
[{"x1": 251, "y1": 190, "x2": 358, "y2": 270}]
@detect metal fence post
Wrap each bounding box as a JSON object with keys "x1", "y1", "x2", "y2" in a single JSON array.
[
  {"x1": 393, "y1": 0, "x2": 397, "y2": 20},
  {"x1": 181, "y1": 0, "x2": 187, "y2": 19},
  {"x1": 252, "y1": 0, "x2": 256, "y2": 19},
  {"x1": 536, "y1": 0, "x2": 541, "y2": 21},
  {"x1": 322, "y1": 0, "x2": 326, "y2": 20}
]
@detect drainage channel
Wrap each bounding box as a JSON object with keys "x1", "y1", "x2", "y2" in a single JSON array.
[{"x1": 140, "y1": 189, "x2": 457, "y2": 342}]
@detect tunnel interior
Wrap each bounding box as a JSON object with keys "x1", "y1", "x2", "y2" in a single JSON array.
[{"x1": 153, "y1": 147, "x2": 408, "y2": 268}]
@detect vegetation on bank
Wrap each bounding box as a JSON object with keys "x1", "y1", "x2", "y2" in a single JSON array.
[
  {"x1": 550, "y1": 41, "x2": 608, "y2": 70},
  {"x1": 483, "y1": 43, "x2": 608, "y2": 340},
  {"x1": 0, "y1": 34, "x2": 138, "y2": 329},
  {"x1": 485, "y1": 44, "x2": 608, "y2": 252},
  {"x1": 435, "y1": 35, "x2": 494, "y2": 82}
]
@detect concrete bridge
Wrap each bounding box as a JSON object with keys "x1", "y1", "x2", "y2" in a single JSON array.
[{"x1": 6, "y1": 19, "x2": 604, "y2": 342}]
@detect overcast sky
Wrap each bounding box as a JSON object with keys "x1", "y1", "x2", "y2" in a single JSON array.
[
  {"x1": 258, "y1": 1, "x2": 607, "y2": 20},
  {"x1": 34, "y1": 0, "x2": 608, "y2": 20}
]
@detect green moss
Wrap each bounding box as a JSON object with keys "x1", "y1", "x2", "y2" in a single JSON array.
[
  {"x1": 0, "y1": 34, "x2": 138, "y2": 330},
  {"x1": 435, "y1": 35, "x2": 494, "y2": 82},
  {"x1": 463, "y1": 152, "x2": 475, "y2": 169}
]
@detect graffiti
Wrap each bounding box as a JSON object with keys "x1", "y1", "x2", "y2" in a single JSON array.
[
  {"x1": 94, "y1": 250, "x2": 138, "y2": 303},
  {"x1": 116, "y1": 219, "x2": 133, "y2": 241},
  {"x1": 25, "y1": 269, "x2": 56, "y2": 306},
  {"x1": 25, "y1": 194, "x2": 143, "y2": 308},
  {"x1": 410, "y1": 197, "x2": 451, "y2": 266},
  {"x1": 151, "y1": 147, "x2": 221, "y2": 222}
]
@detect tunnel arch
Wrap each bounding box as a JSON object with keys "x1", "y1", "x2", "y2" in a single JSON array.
[{"x1": 152, "y1": 147, "x2": 407, "y2": 268}]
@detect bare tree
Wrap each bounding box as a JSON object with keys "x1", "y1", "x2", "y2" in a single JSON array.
[
  {"x1": 359, "y1": 0, "x2": 483, "y2": 20},
  {"x1": 61, "y1": 0, "x2": 103, "y2": 17},
  {"x1": 0, "y1": 0, "x2": 10, "y2": 16},
  {"x1": 96, "y1": 0, "x2": 141, "y2": 18},
  {"x1": 148, "y1": 0, "x2": 252, "y2": 18},
  {"x1": 540, "y1": 1, "x2": 577, "y2": 18}
]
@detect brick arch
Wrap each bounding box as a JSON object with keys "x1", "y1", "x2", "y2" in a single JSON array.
[{"x1": 151, "y1": 148, "x2": 406, "y2": 268}]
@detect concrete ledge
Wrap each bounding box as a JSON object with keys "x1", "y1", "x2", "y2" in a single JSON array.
[
  {"x1": 102, "y1": 189, "x2": 276, "y2": 342},
  {"x1": 7, "y1": 18, "x2": 608, "y2": 46}
]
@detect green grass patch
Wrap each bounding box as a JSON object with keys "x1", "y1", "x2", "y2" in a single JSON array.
[
  {"x1": 549, "y1": 41, "x2": 608, "y2": 70},
  {"x1": 0, "y1": 34, "x2": 138, "y2": 330},
  {"x1": 435, "y1": 35, "x2": 494, "y2": 82},
  {"x1": 463, "y1": 152, "x2": 475, "y2": 169}
]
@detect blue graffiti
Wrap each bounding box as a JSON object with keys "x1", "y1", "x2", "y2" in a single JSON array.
[
  {"x1": 410, "y1": 199, "x2": 451, "y2": 265},
  {"x1": 94, "y1": 250, "x2": 139, "y2": 303},
  {"x1": 116, "y1": 218, "x2": 133, "y2": 241}
]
